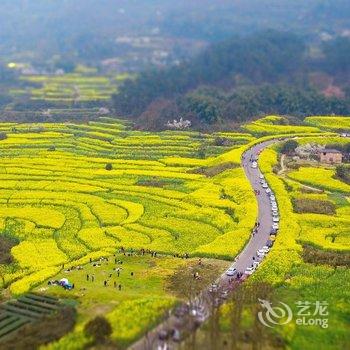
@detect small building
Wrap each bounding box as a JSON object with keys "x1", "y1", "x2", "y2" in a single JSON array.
[{"x1": 318, "y1": 149, "x2": 343, "y2": 164}]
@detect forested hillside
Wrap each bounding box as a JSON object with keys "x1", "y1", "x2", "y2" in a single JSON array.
[{"x1": 113, "y1": 31, "x2": 350, "y2": 129}]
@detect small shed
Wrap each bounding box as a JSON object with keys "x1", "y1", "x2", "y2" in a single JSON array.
[{"x1": 318, "y1": 149, "x2": 342, "y2": 164}]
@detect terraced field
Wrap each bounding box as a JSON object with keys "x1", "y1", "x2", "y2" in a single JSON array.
[
  {"x1": 0, "y1": 293, "x2": 62, "y2": 342},
  {"x1": 0, "y1": 119, "x2": 258, "y2": 295},
  {"x1": 0, "y1": 115, "x2": 349, "y2": 349},
  {"x1": 10, "y1": 70, "x2": 130, "y2": 103}
]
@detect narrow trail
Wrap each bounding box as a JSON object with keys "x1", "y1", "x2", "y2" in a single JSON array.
[{"x1": 129, "y1": 139, "x2": 278, "y2": 350}]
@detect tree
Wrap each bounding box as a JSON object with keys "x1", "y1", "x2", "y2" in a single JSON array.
[
  {"x1": 336, "y1": 165, "x2": 350, "y2": 184},
  {"x1": 281, "y1": 140, "x2": 298, "y2": 154},
  {"x1": 0, "y1": 132, "x2": 7, "y2": 141},
  {"x1": 84, "y1": 316, "x2": 112, "y2": 344},
  {"x1": 105, "y1": 163, "x2": 113, "y2": 171}
]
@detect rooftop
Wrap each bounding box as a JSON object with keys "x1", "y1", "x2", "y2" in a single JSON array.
[{"x1": 319, "y1": 149, "x2": 342, "y2": 154}]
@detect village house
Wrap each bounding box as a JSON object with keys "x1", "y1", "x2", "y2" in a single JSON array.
[{"x1": 318, "y1": 149, "x2": 343, "y2": 164}]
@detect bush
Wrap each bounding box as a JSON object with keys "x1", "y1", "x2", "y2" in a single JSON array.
[
  {"x1": 281, "y1": 139, "x2": 298, "y2": 154},
  {"x1": 105, "y1": 163, "x2": 113, "y2": 171},
  {"x1": 336, "y1": 164, "x2": 350, "y2": 184},
  {"x1": 84, "y1": 316, "x2": 112, "y2": 344},
  {"x1": 0, "y1": 235, "x2": 19, "y2": 264},
  {"x1": 0, "y1": 132, "x2": 7, "y2": 140},
  {"x1": 292, "y1": 198, "x2": 336, "y2": 215}
]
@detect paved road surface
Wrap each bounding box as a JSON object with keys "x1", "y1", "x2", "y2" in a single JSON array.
[
  {"x1": 129, "y1": 139, "x2": 278, "y2": 350},
  {"x1": 232, "y1": 139, "x2": 276, "y2": 274}
]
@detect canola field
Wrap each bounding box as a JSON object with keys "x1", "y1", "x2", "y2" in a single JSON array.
[
  {"x1": 10, "y1": 69, "x2": 131, "y2": 103},
  {"x1": 254, "y1": 138, "x2": 350, "y2": 350},
  {"x1": 0, "y1": 118, "x2": 258, "y2": 296},
  {"x1": 0, "y1": 115, "x2": 349, "y2": 349}
]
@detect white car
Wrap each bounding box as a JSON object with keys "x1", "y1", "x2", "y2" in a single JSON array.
[
  {"x1": 262, "y1": 182, "x2": 268, "y2": 188},
  {"x1": 272, "y1": 210, "x2": 279, "y2": 216},
  {"x1": 266, "y1": 188, "x2": 271, "y2": 194},
  {"x1": 271, "y1": 200, "x2": 277, "y2": 206},
  {"x1": 209, "y1": 283, "x2": 219, "y2": 293},
  {"x1": 270, "y1": 195, "x2": 276, "y2": 201},
  {"x1": 257, "y1": 249, "x2": 265, "y2": 257},
  {"x1": 226, "y1": 268, "x2": 237, "y2": 276},
  {"x1": 261, "y1": 246, "x2": 270, "y2": 253},
  {"x1": 259, "y1": 174, "x2": 264, "y2": 179},
  {"x1": 245, "y1": 266, "x2": 255, "y2": 275},
  {"x1": 272, "y1": 223, "x2": 279, "y2": 230},
  {"x1": 252, "y1": 261, "x2": 260, "y2": 269},
  {"x1": 273, "y1": 216, "x2": 280, "y2": 223},
  {"x1": 271, "y1": 206, "x2": 278, "y2": 212},
  {"x1": 251, "y1": 161, "x2": 258, "y2": 169}
]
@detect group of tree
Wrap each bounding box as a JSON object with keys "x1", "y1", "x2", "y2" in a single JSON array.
[{"x1": 113, "y1": 31, "x2": 350, "y2": 129}]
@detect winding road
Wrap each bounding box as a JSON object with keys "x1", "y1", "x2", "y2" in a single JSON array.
[{"x1": 130, "y1": 139, "x2": 278, "y2": 350}]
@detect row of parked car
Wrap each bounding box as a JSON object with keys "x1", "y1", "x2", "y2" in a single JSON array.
[
  {"x1": 225, "y1": 153, "x2": 279, "y2": 277},
  {"x1": 259, "y1": 173, "x2": 280, "y2": 232}
]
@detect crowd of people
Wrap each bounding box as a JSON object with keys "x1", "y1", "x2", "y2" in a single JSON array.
[{"x1": 49, "y1": 247, "x2": 193, "y2": 293}]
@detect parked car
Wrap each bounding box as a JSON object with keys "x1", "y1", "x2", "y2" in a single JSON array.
[
  {"x1": 226, "y1": 267, "x2": 237, "y2": 276},
  {"x1": 271, "y1": 206, "x2": 278, "y2": 212},
  {"x1": 251, "y1": 161, "x2": 258, "y2": 169},
  {"x1": 158, "y1": 329, "x2": 170, "y2": 341},
  {"x1": 262, "y1": 182, "x2": 268, "y2": 188},
  {"x1": 272, "y1": 210, "x2": 278, "y2": 216},
  {"x1": 273, "y1": 216, "x2": 280, "y2": 222},
  {"x1": 171, "y1": 328, "x2": 182, "y2": 342},
  {"x1": 266, "y1": 240, "x2": 274, "y2": 248},
  {"x1": 221, "y1": 290, "x2": 229, "y2": 299},
  {"x1": 257, "y1": 249, "x2": 265, "y2": 257},
  {"x1": 209, "y1": 283, "x2": 219, "y2": 293},
  {"x1": 245, "y1": 266, "x2": 255, "y2": 275},
  {"x1": 271, "y1": 200, "x2": 277, "y2": 206},
  {"x1": 270, "y1": 228, "x2": 278, "y2": 235},
  {"x1": 174, "y1": 304, "x2": 189, "y2": 317},
  {"x1": 262, "y1": 246, "x2": 270, "y2": 253},
  {"x1": 259, "y1": 174, "x2": 265, "y2": 179},
  {"x1": 272, "y1": 223, "x2": 279, "y2": 230},
  {"x1": 266, "y1": 188, "x2": 271, "y2": 194},
  {"x1": 253, "y1": 261, "x2": 260, "y2": 269},
  {"x1": 270, "y1": 195, "x2": 276, "y2": 201}
]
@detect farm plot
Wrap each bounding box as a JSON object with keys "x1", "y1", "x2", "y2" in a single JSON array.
[
  {"x1": 305, "y1": 116, "x2": 350, "y2": 131},
  {"x1": 0, "y1": 118, "x2": 256, "y2": 298},
  {"x1": 11, "y1": 73, "x2": 121, "y2": 103},
  {"x1": 244, "y1": 115, "x2": 320, "y2": 135},
  {"x1": 0, "y1": 293, "x2": 63, "y2": 344}
]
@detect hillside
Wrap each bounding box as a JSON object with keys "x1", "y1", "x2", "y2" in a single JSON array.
[{"x1": 113, "y1": 31, "x2": 350, "y2": 129}]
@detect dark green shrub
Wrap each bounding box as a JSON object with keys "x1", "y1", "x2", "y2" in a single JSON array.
[
  {"x1": 84, "y1": 316, "x2": 112, "y2": 344},
  {"x1": 105, "y1": 163, "x2": 113, "y2": 171}
]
